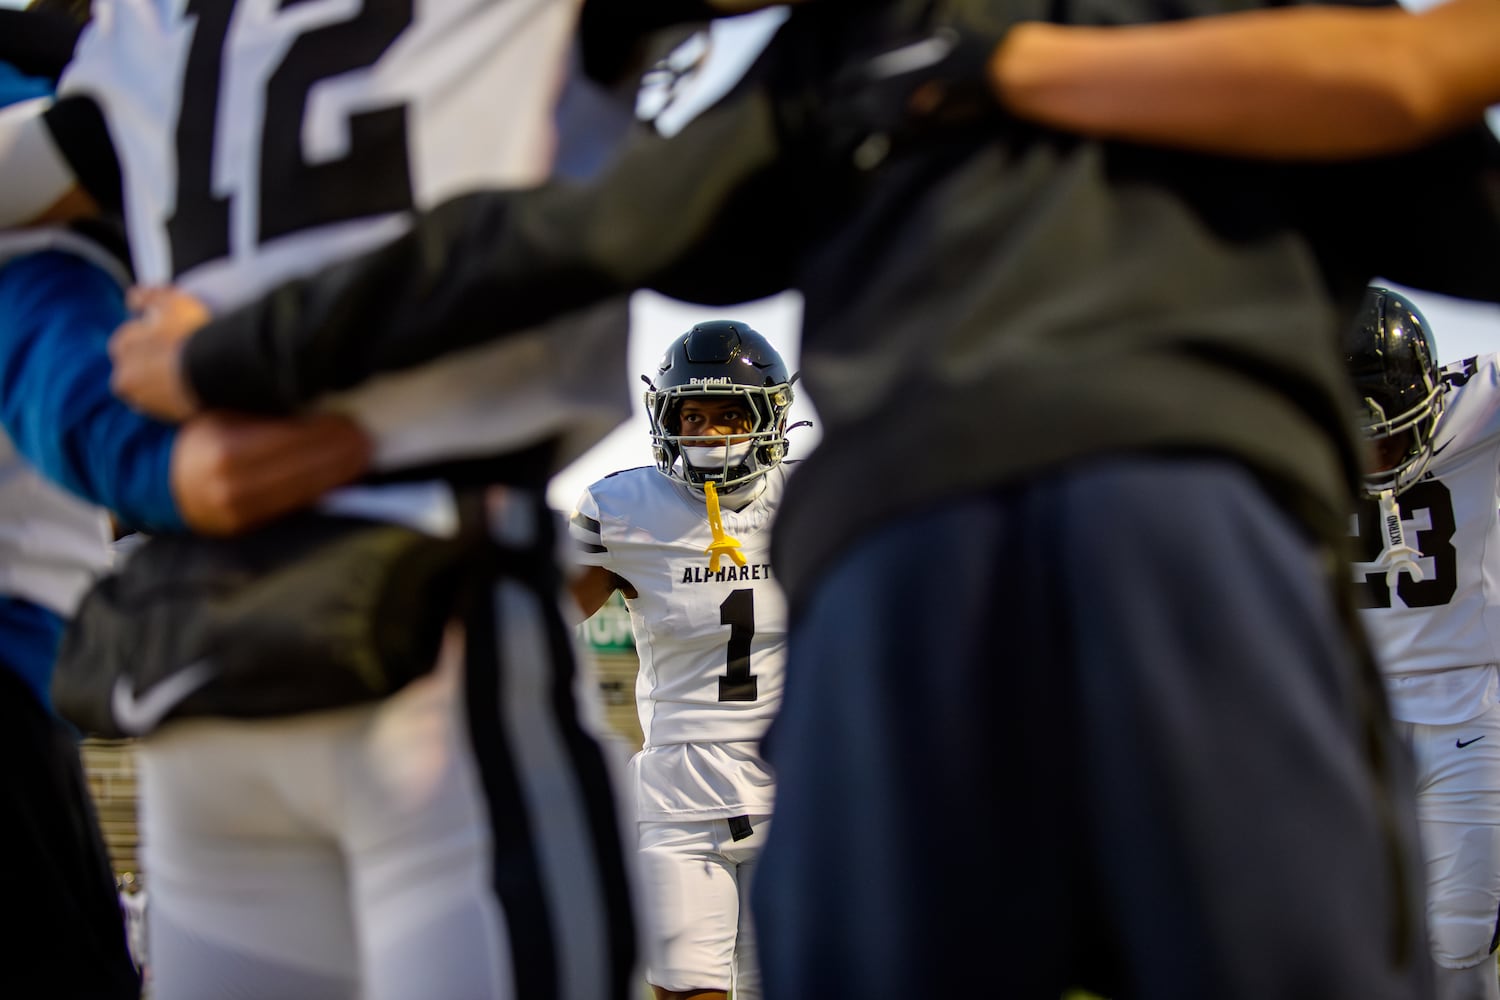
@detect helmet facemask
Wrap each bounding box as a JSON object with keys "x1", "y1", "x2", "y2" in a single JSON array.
[
  {"x1": 1345, "y1": 286, "x2": 1447, "y2": 500},
  {"x1": 1345, "y1": 286, "x2": 1447, "y2": 588},
  {"x1": 1359, "y1": 379, "x2": 1445, "y2": 498},
  {"x1": 646, "y1": 382, "x2": 794, "y2": 494},
  {"x1": 644, "y1": 319, "x2": 799, "y2": 496}
]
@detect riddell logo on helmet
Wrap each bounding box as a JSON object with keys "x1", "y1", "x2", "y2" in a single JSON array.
[{"x1": 690, "y1": 377, "x2": 732, "y2": 385}]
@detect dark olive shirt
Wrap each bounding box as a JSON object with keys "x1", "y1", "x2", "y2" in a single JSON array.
[{"x1": 184, "y1": 0, "x2": 1500, "y2": 607}]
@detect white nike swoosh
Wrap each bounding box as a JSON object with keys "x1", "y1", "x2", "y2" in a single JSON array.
[{"x1": 110, "y1": 658, "x2": 219, "y2": 736}]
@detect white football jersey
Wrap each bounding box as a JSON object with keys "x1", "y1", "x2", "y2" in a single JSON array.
[
  {"x1": 60, "y1": 0, "x2": 628, "y2": 472},
  {"x1": 571, "y1": 465, "x2": 790, "y2": 820},
  {"x1": 63, "y1": 0, "x2": 572, "y2": 300},
  {"x1": 1352, "y1": 354, "x2": 1500, "y2": 724},
  {"x1": 0, "y1": 431, "x2": 113, "y2": 618}
]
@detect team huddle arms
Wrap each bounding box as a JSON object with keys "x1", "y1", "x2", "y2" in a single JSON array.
[{"x1": 2, "y1": 1, "x2": 1500, "y2": 999}]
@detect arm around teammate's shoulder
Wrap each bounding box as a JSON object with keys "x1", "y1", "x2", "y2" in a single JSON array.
[
  {"x1": 0, "y1": 250, "x2": 371, "y2": 536},
  {"x1": 180, "y1": 83, "x2": 800, "y2": 414},
  {"x1": 990, "y1": 0, "x2": 1500, "y2": 160}
]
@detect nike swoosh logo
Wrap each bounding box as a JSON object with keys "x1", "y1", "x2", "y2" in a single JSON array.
[
  {"x1": 1457, "y1": 736, "x2": 1486, "y2": 748},
  {"x1": 111, "y1": 658, "x2": 218, "y2": 736}
]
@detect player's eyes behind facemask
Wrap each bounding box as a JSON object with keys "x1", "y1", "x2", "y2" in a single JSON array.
[{"x1": 642, "y1": 319, "x2": 798, "y2": 495}]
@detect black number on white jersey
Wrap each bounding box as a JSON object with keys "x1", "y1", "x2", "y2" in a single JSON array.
[
  {"x1": 166, "y1": 0, "x2": 415, "y2": 276},
  {"x1": 1353, "y1": 479, "x2": 1459, "y2": 609},
  {"x1": 718, "y1": 589, "x2": 758, "y2": 702},
  {"x1": 165, "y1": 0, "x2": 233, "y2": 274}
]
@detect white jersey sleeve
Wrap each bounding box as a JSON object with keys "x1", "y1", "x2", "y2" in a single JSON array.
[
  {"x1": 568, "y1": 484, "x2": 611, "y2": 570},
  {"x1": 0, "y1": 431, "x2": 113, "y2": 617},
  {"x1": 1353, "y1": 354, "x2": 1500, "y2": 723},
  {"x1": 60, "y1": 0, "x2": 628, "y2": 474},
  {"x1": 576, "y1": 465, "x2": 790, "y2": 819},
  {"x1": 0, "y1": 98, "x2": 77, "y2": 227}
]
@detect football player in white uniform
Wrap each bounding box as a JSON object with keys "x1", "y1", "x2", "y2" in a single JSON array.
[
  {"x1": 1348, "y1": 286, "x2": 1500, "y2": 1000},
  {"x1": 569, "y1": 321, "x2": 799, "y2": 1000},
  {"x1": 5, "y1": 2, "x2": 646, "y2": 997}
]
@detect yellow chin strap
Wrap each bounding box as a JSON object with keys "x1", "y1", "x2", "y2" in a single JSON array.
[{"x1": 703, "y1": 481, "x2": 747, "y2": 572}]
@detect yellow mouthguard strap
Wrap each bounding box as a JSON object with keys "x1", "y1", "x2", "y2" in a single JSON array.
[{"x1": 703, "y1": 481, "x2": 747, "y2": 572}]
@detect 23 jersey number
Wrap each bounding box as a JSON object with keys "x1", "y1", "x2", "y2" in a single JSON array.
[
  {"x1": 1352, "y1": 479, "x2": 1458, "y2": 609},
  {"x1": 166, "y1": 0, "x2": 416, "y2": 276}
]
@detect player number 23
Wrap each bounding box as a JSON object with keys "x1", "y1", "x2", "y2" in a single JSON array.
[{"x1": 1352, "y1": 479, "x2": 1458, "y2": 609}]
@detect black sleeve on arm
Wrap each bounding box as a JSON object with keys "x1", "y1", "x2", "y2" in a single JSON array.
[
  {"x1": 42, "y1": 95, "x2": 124, "y2": 215},
  {"x1": 184, "y1": 86, "x2": 804, "y2": 415}
]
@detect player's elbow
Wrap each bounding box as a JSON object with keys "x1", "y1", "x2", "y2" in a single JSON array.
[
  {"x1": 1362, "y1": 31, "x2": 1486, "y2": 153},
  {"x1": 170, "y1": 442, "x2": 264, "y2": 536},
  {"x1": 1378, "y1": 68, "x2": 1456, "y2": 149},
  {"x1": 175, "y1": 477, "x2": 258, "y2": 536}
]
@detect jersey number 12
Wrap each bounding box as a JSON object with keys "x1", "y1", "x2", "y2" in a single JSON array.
[{"x1": 166, "y1": 0, "x2": 416, "y2": 276}]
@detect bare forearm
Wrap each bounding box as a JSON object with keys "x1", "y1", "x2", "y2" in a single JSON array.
[
  {"x1": 992, "y1": 2, "x2": 1500, "y2": 160},
  {"x1": 171, "y1": 413, "x2": 371, "y2": 535},
  {"x1": 182, "y1": 88, "x2": 794, "y2": 413}
]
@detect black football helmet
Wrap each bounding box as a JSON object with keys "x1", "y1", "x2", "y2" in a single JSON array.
[
  {"x1": 644, "y1": 320, "x2": 796, "y2": 492},
  {"x1": 1344, "y1": 286, "x2": 1446, "y2": 497}
]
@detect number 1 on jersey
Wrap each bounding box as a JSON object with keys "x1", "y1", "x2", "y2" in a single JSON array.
[{"x1": 718, "y1": 589, "x2": 758, "y2": 702}]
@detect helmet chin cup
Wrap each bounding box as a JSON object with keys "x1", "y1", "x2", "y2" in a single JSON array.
[{"x1": 678, "y1": 442, "x2": 754, "y2": 490}]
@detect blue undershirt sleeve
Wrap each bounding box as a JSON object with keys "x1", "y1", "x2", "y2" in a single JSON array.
[
  {"x1": 0, "y1": 59, "x2": 51, "y2": 107},
  {"x1": 0, "y1": 250, "x2": 185, "y2": 533}
]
